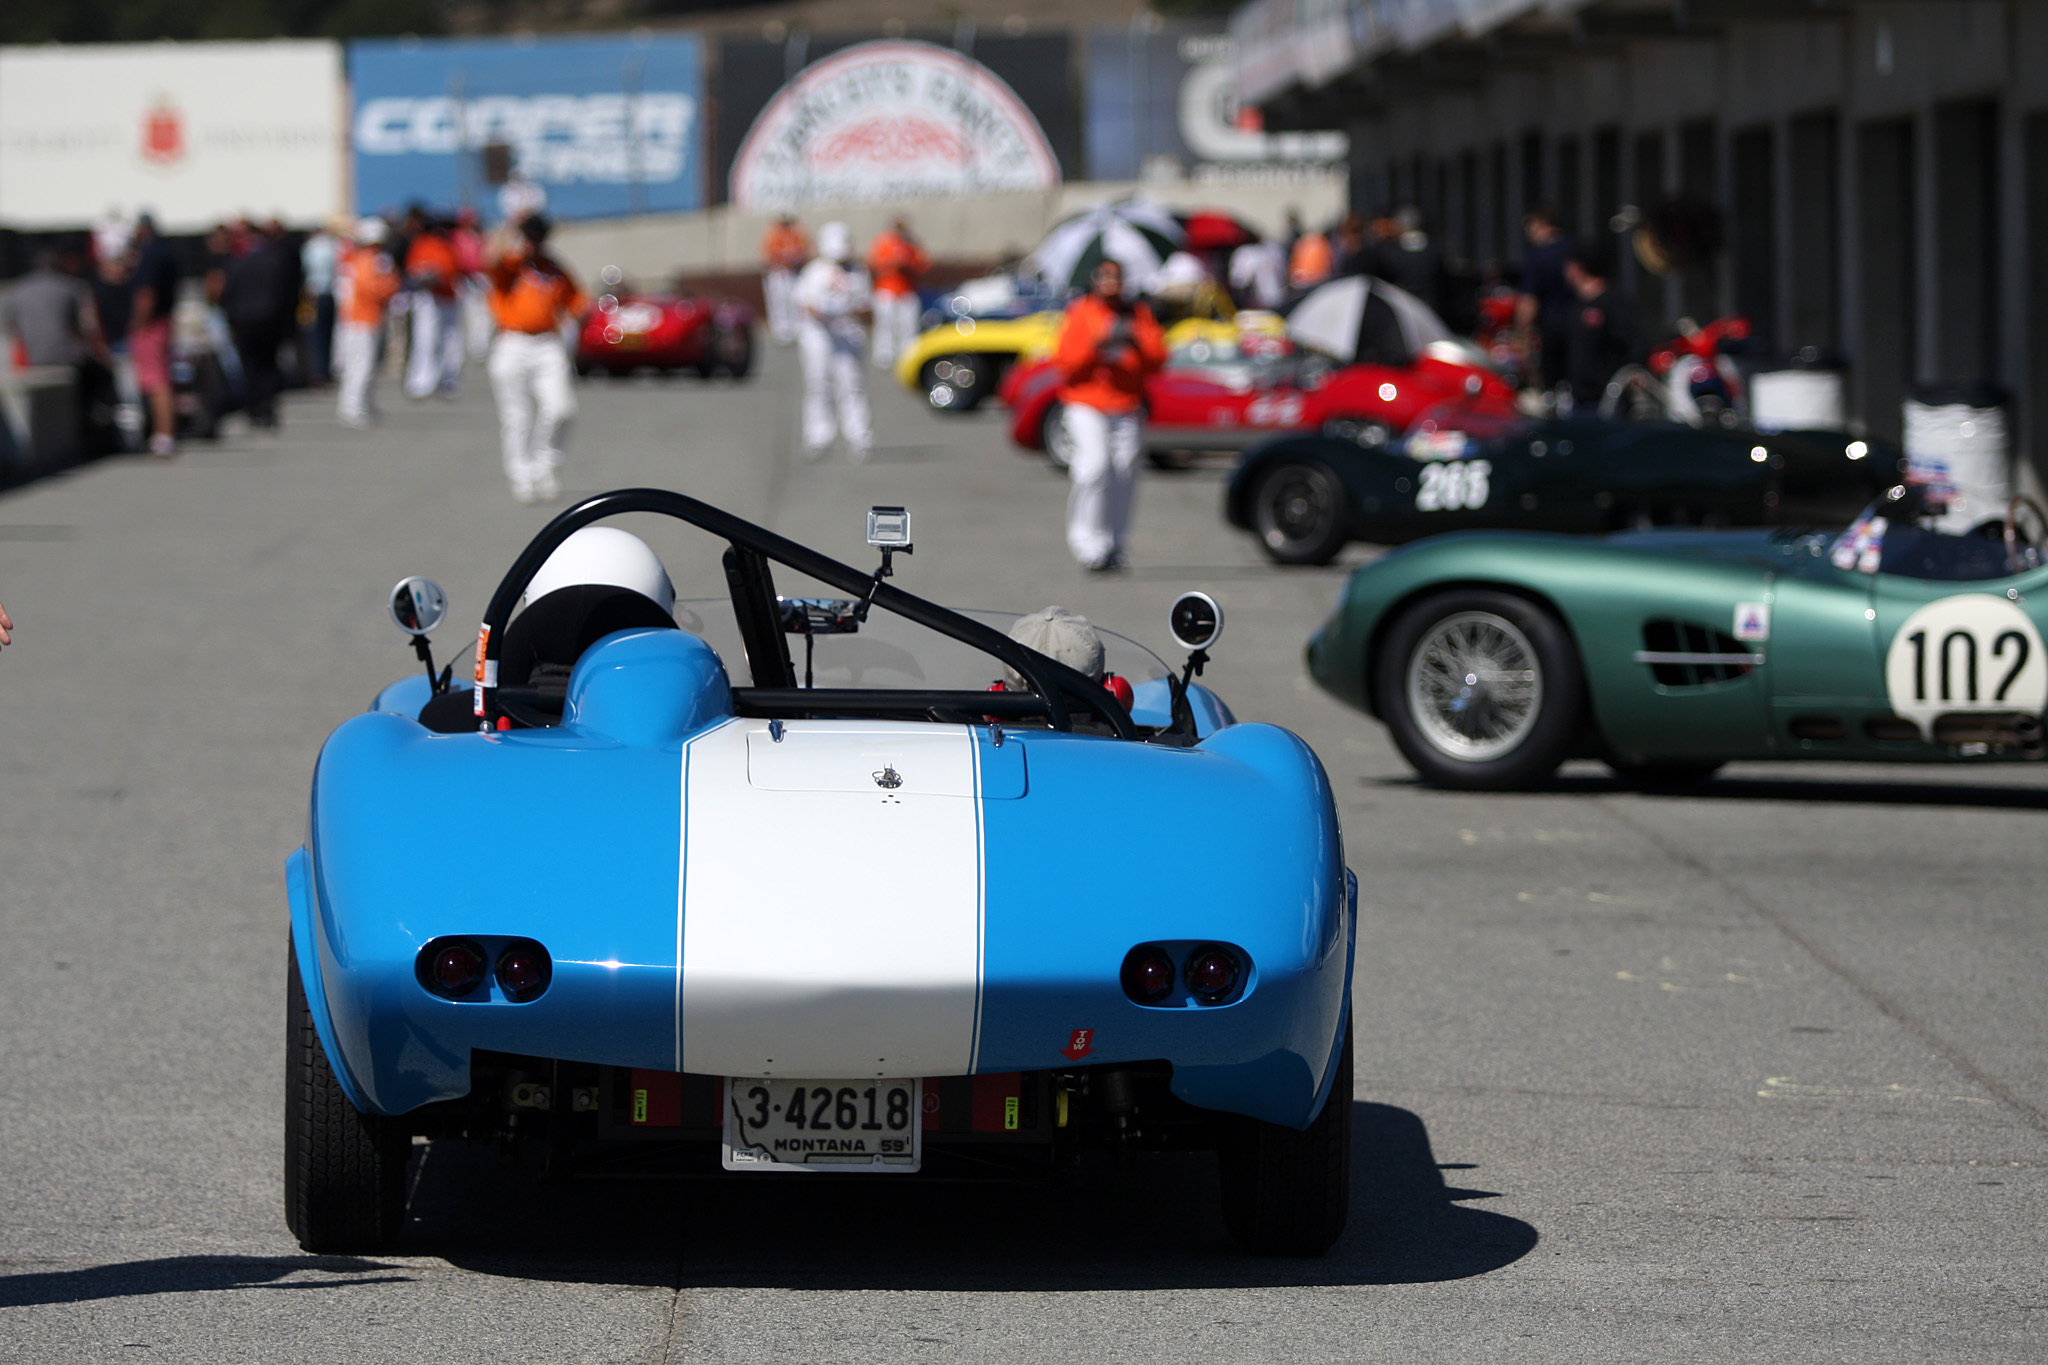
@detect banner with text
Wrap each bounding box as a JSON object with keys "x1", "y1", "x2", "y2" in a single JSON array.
[
  {"x1": 349, "y1": 33, "x2": 703, "y2": 222},
  {"x1": 0, "y1": 41, "x2": 344, "y2": 232},
  {"x1": 729, "y1": 41, "x2": 1060, "y2": 211}
]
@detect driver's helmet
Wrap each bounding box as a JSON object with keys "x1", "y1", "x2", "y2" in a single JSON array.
[{"x1": 504, "y1": 527, "x2": 677, "y2": 690}]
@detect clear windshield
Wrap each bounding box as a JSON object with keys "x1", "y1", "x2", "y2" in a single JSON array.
[{"x1": 672, "y1": 598, "x2": 1172, "y2": 689}]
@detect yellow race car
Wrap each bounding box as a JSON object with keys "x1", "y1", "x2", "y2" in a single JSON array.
[
  {"x1": 901, "y1": 302, "x2": 1275, "y2": 414},
  {"x1": 896, "y1": 311, "x2": 1065, "y2": 412}
]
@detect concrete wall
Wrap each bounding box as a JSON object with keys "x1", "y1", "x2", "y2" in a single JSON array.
[{"x1": 551, "y1": 176, "x2": 1348, "y2": 285}]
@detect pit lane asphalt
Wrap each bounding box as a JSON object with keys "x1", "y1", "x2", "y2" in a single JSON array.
[{"x1": 1, "y1": 345, "x2": 2042, "y2": 1364}]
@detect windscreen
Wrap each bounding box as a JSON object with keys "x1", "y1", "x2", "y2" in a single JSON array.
[{"x1": 672, "y1": 599, "x2": 1172, "y2": 690}]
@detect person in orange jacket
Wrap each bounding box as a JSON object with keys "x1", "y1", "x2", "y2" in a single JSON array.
[
  {"x1": 485, "y1": 214, "x2": 586, "y2": 504},
  {"x1": 1051, "y1": 259, "x2": 1166, "y2": 571},
  {"x1": 334, "y1": 218, "x2": 402, "y2": 428},
  {"x1": 403, "y1": 210, "x2": 464, "y2": 398},
  {"x1": 760, "y1": 215, "x2": 810, "y2": 345},
  {"x1": 866, "y1": 216, "x2": 930, "y2": 370}
]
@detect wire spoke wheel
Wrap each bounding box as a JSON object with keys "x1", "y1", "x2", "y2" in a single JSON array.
[{"x1": 1404, "y1": 610, "x2": 1543, "y2": 761}]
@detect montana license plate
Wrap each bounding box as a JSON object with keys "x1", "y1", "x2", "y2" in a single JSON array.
[{"x1": 722, "y1": 1078, "x2": 921, "y2": 1173}]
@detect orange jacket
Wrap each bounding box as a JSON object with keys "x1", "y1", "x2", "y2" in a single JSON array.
[
  {"x1": 486, "y1": 250, "x2": 585, "y2": 335},
  {"x1": 406, "y1": 232, "x2": 460, "y2": 298},
  {"x1": 866, "y1": 230, "x2": 929, "y2": 297},
  {"x1": 1288, "y1": 232, "x2": 1333, "y2": 289},
  {"x1": 762, "y1": 222, "x2": 810, "y2": 270},
  {"x1": 1053, "y1": 293, "x2": 1165, "y2": 415},
  {"x1": 337, "y1": 246, "x2": 401, "y2": 326}
]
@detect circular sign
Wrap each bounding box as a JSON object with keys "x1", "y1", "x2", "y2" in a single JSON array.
[
  {"x1": 1882, "y1": 594, "x2": 2047, "y2": 736},
  {"x1": 730, "y1": 41, "x2": 1059, "y2": 210}
]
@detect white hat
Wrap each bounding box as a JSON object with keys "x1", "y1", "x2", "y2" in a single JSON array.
[
  {"x1": 818, "y1": 221, "x2": 852, "y2": 262},
  {"x1": 354, "y1": 217, "x2": 388, "y2": 245},
  {"x1": 524, "y1": 527, "x2": 675, "y2": 615},
  {"x1": 1006, "y1": 606, "x2": 1105, "y2": 687}
]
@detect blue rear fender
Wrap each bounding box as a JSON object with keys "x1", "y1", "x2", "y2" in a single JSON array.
[
  {"x1": 305, "y1": 708, "x2": 690, "y2": 1115},
  {"x1": 978, "y1": 721, "x2": 1353, "y2": 1129}
]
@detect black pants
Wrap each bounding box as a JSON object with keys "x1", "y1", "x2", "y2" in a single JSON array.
[{"x1": 230, "y1": 320, "x2": 285, "y2": 426}]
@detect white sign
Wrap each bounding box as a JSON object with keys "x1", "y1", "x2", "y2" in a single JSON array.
[
  {"x1": 0, "y1": 41, "x2": 344, "y2": 231},
  {"x1": 1882, "y1": 594, "x2": 2047, "y2": 738},
  {"x1": 730, "y1": 41, "x2": 1059, "y2": 211}
]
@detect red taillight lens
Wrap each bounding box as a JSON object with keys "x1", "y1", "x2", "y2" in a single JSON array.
[
  {"x1": 1185, "y1": 946, "x2": 1241, "y2": 1004},
  {"x1": 418, "y1": 939, "x2": 486, "y2": 999},
  {"x1": 1120, "y1": 945, "x2": 1176, "y2": 1005},
  {"x1": 495, "y1": 940, "x2": 552, "y2": 1003}
]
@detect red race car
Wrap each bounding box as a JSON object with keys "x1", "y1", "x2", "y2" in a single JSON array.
[
  {"x1": 576, "y1": 271, "x2": 754, "y2": 380},
  {"x1": 1007, "y1": 328, "x2": 1516, "y2": 469}
]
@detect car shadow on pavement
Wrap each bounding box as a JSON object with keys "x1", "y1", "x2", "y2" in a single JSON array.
[
  {"x1": 0, "y1": 1256, "x2": 412, "y2": 1307},
  {"x1": 406, "y1": 1100, "x2": 1536, "y2": 1291},
  {"x1": 1371, "y1": 771, "x2": 2048, "y2": 811}
]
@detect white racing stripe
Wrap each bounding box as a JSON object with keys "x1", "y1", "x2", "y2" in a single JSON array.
[{"x1": 679, "y1": 719, "x2": 985, "y2": 1078}]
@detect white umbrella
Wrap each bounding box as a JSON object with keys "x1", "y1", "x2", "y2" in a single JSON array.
[
  {"x1": 1285, "y1": 275, "x2": 1456, "y2": 364},
  {"x1": 1026, "y1": 200, "x2": 1186, "y2": 294}
]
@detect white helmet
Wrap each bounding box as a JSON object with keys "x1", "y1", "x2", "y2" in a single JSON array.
[{"x1": 524, "y1": 527, "x2": 675, "y2": 615}]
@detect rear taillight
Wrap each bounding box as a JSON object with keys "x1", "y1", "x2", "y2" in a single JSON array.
[
  {"x1": 418, "y1": 938, "x2": 486, "y2": 999},
  {"x1": 1120, "y1": 945, "x2": 1176, "y2": 1005},
  {"x1": 1184, "y1": 945, "x2": 1242, "y2": 1004},
  {"x1": 495, "y1": 940, "x2": 552, "y2": 1003}
]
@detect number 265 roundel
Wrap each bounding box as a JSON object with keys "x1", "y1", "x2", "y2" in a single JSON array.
[{"x1": 1883, "y1": 594, "x2": 2048, "y2": 737}]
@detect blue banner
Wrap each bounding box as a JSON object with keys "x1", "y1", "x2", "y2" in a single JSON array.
[{"x1": 349, "y1": 34, "x2": 702, "y2": 222}]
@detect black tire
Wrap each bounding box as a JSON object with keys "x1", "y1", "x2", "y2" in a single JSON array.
[
  {"x1": 1251, "y1": 461, "x2": 1351, "y2": 565},
  {"x1": 1220, "y1": 1018, "x2": 1352, "y2": 1256},
  {"x1": 719, "y1": 329, "x2": 754, "y2": 379},
  {"x1": 285, "y1": 939, "x2": 410, "y2": 1252},
  {"x1": 1375, "y1": 589, "x2": 1585, "y2": 790},
  {"x1": 920, "y1": 354, "x2": 985, "y2": 413},
  {"x1": 1609, "y1": 761, "x2": 1723, "y2": 790}
]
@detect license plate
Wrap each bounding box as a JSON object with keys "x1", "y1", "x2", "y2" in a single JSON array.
[{"x1": 722, "y1": 1078, "x2": 921, "y2": 1173}]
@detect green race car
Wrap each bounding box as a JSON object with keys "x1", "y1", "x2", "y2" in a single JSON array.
[{"x1": 1307, "y1": 485, "x2": 2048, "y2": 789}]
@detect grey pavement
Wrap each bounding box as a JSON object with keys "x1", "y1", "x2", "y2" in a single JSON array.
[{"x1": 0, "y1": 343, "x2": 2043, "y2": 1362}]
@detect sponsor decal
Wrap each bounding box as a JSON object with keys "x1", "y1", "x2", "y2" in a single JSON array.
[
  {"x1": 471, "y1": 623, "x2": 493, "y2": 716},
  {"x1": 730, "y1": 41, "x2": 1059, "y2": 210},
  {"x1": 1733, "y1": 603, "x2": 1771, "y2": 642}
]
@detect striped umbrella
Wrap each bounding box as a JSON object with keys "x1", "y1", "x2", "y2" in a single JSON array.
[{"x1": 1026, "y1": 200, "x2": 1186, "y2": 295}]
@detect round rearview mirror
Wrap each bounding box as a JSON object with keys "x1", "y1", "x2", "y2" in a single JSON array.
[
  {"x1": 1168, "y1": 591, "x2": 1224, "y2": 653},
  {"x1": 389, "y1": 576, "x2": 448, "y2": 636}
]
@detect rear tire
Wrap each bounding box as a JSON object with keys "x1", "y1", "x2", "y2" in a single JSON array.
[
  {"x1": 1220, "y1": 1019, "x2": 1352, "y2": 1256},
  {"x1": 284, "y1": 939, "x2": 410, "y2": 1252},
  {"x1": 1251, "y1": 461, "x2": 1350, "y2": 565},
  {"x1": 1375, "y1": 589, "x2": 1585, "y2": 790}
]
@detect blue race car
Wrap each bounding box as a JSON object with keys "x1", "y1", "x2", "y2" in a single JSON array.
[{"x1": 286, "y1": 490, "x2": 1357, "y2": 1255}]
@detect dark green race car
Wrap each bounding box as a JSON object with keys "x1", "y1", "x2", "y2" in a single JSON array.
[
  {"x1": 1307, "y1": 485, "x2": 2048, "y2": 789},
  {"x1": 1227, "y1": 409, "x2": 1897, "y2": 565}
]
